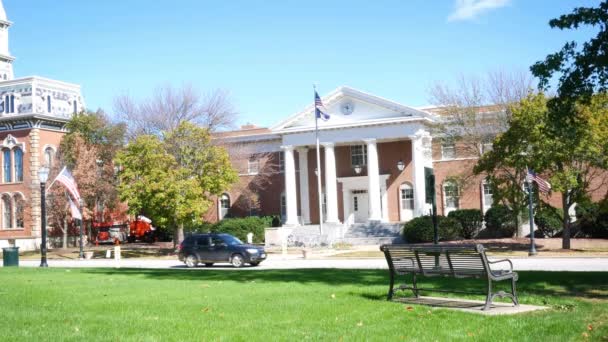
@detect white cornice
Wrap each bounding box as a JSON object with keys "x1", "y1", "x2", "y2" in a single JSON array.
[{"x1": 275, "y1": 116, "x2": 434, "y2": 135}]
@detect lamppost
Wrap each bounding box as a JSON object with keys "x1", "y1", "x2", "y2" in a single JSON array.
[
  {"x1": 526, "y1": 168, "x2": 538, "y2": 256},
  {"x1": 38, "y1": 166, "x2": 50, "y2": 268},
  {"x1": 79, "y1": 198, "x2": 85, "y2": 260}
]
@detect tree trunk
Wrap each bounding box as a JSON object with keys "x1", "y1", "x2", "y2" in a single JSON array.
[
  {"x1": 562, "y1": 192, "x2": 571, "y2": 250},
  {"x1": 515, "y1": 213, "x2": 522, "y2": 238},
  {"x1": 62, "y1": 217, "x2": 68, "y2": 249},
  {"x1": 174, "y1": 223, "x2": 184, "y2": 249}
]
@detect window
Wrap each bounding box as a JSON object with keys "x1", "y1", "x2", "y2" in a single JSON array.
[
  {"x1": 351, "y1": 145, "x2": 367, "y2": 167},
  {"x1": 4, "y1": 95, "x2": 8, "y2": 114},
  {"x1": 247, "y1": 158, "x2": 259, "y2": 175},
  {"x1": 44, "y1": 147, "x2": 55, "y2": 167},
  {"x1": 14, "y1": 148, "x2": 23, "y2": 182},
  {"x1": 482, "y1": 182, "x2": 493, "y2": 212},
  {"x1": 443, "y1": 181, "x2": 460, "y2": 214},
  {"x1": 47, "y1": 95, "x2": 52, "y2": 113},
  {"x1": 73, "y1": 101, "x2": 78, "y2": 114},
  {"x1": 441, "y1": 141, "x2": 456, "y2": 160},
  {"x1": 9, "y1": 94, "x2": 14, "y2": 113},
  {"x1": 481, "y1": 138, "x2": 493, "y2": 154},
  {"x1": 2, "y1": 195, "x2": 11, "y2": 229},
  {"x1": 3, "y1": 149, "x2": 11, "y2": 183},
  {"x1": 400, "y1": 183, "x2": 414, "y2": 210},
  {"x1": 196, "y1": 236, "x2": 210, "y2": 246},
  {"x1": 15, "y1": 195, "x2": 24, "y2": 228},
  {"x1": 353, "y1": 196, "x2": 359, "y2": 211},
  {"x1": 219, "y1": 194, "x2": 230, "y2": 219},
  {"x1": 278, "y1": 152, "x2": 284, "y2": 172}
]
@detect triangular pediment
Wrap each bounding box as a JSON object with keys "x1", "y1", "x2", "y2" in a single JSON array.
[{"x1": 272, "y1": 86, "x2": 436, "y2": 132}]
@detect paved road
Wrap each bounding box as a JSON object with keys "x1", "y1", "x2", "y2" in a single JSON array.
[{"x1": 14, "y1": 255, "x2": 608, "y2": 272}]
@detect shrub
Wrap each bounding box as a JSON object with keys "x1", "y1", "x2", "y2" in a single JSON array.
[
  {"x1": 210, "y1": 217, "x2": 271, "y2": 243},
  {"x1": 402, "y1": 215, "x2": 462, "y2": 243},
  {"x1": 576, "y1": 199, "x2": 608, "y2": 238},
  {"x1": 448, "y1": 209, "x2": 483, "y2": 239},
  {"x1": 484, "y1": 205, "x2": 517, "y2": 238},
  {"x1": 534, "y1": 204, "x2": 563, "y2": 237}
]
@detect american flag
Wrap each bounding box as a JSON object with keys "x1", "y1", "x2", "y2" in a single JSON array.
[
  {"x1": 54, "y1": 167, "x2": 81, "y2": 203},
  {"x1": 69, "y1": 197, "x2": 82, "y2": 221},
  {"x1": 527, "y1": 169, "x2": 551, "y2": 194},
  {"x1": 315, "y1": 91, "x2": 330, "y2": 121}
]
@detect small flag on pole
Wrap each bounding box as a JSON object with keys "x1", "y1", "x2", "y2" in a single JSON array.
[
  {"x1": 69, "y1": 197, "x2": 82, "y2": 221},
  {"x1": 527, "y1": 170, "x2": 551, "y2": 193},
  {"x1": 315, "y1": 91, "x2": 330, "y2": 121},
  {"x1": 54, "y1": 167, "x2": 81, "y2": 203}
]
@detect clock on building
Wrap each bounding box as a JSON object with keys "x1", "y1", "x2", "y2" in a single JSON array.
[{"x1": 341, "y1": 101, "x2": 354, "y2": 115}]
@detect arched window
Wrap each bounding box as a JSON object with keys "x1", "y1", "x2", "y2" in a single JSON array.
[
  {"x1": 482, "y1": 181, "x2": 493, "y2": 214},
  {"x1": 14, "y1": 148, "x2": 23, "y2": 182},
  {"x1": 44, "y1": 147, "x2": 55, "y2": 167},
  {"x1": 219, "y1": 194, "x2": 230, "y2": 220},
  {"x1": 2, "y1": 195, "x2": 12, "y2": 229},
  {"x1": 3, "y1": 149, "x2": 11, "y2": 183},
  {"x1": 14, "y1": 194, "x2": 24, "y2": 228},
  {"x1": 9, "y1": 94, "x2": 14, "y2": 113},
  {"x1": 443, "y1": 181, "x2": 460, "y2": 215}
]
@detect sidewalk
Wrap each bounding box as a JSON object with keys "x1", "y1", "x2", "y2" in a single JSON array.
[{"x1": 14, "y1": 254, "x2": 608, "y2": 272}]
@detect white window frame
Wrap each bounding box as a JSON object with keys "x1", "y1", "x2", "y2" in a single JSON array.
[
  {"x1": 441, "y1": 141, "x2": 456, "y2": 160},
  {"x1": 350, "y1": 145, "x2": 367, "y2": 168},
  {"x1": 482, "y1": 182, "x2": 493, "y2": 213},
  {"x1": 443, "y1": 181, "x2": 460, "y2": 215},
  {"x1": 219, "y1": 193, "x2": 231, "y2": 220},
  {"x1": 247, "y1": 158, "x2": 260, "y2": 175},
  {"x1": 399, "y1": 183, "x2": 414, "y2": 210}
]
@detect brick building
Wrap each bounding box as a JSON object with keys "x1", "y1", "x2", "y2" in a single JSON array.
[
  {"x1": 208, "y1": 86, "x2": 606, "y2": 235},
  {"x1": 0, "y1": 1, "x2": 84, "y2": 250}
]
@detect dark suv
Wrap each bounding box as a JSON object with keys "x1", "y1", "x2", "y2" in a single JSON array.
[{"x1": 178, "y1": 233, "x2": 266, "y2": 268}]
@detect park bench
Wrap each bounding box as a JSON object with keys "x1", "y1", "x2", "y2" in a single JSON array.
[{"x1": 380, "y1": 244, "x2": 519, "y2": 310}]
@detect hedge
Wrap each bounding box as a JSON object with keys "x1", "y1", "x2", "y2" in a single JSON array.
[
  {"x1": 448, "y1": 209, "x2": 483, "y2": 239},
  {"x1": 534, "y1": 204, "x2": 563, "y2": 237},
  {"x1": 402, "y1": 215, "x2": 462, "y2": 243},
  {"x1": 576, "y1": 200, "x2": 608, "y2": 239},
  {"x1": 484, "y1": 205, "x2": 517, "y2": 238},
  {"x1": 197, "y1": 216, "x2": 277, "y2": 244}
]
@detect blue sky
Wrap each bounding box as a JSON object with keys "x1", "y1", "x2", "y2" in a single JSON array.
[{"x1": 5, "y1": 0, "x2": 598, "y2": 128}]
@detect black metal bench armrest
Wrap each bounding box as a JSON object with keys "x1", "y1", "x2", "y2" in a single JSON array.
[{"x1": 488, "y1": 259, "x2": 513, "y2": 272}]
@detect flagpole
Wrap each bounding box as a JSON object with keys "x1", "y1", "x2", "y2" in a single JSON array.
[
  {"x1": 314, "y1": 85, "x2": 324, "y2": 236},
  {"x1": 525, "y1": 166, "x2": 537, "y2": 256}
]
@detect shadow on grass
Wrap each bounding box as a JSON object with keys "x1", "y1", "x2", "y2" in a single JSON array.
[{"x1": 80, "y1": 268, "x2": 608, "y2": 300}]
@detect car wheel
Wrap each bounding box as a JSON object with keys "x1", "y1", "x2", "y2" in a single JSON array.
[
  {"x1": 185, "y1": 254, "x2": 199, "y2": 268},
  {"x1": 250, "y1": 262, "x2": 260, "y2": 267},
  {"x1": 204, "y1": 263, "x2": 214, "y2": 267},
  {"x1": 231, "y1": 254, "x2": 244, "y2": 268}
]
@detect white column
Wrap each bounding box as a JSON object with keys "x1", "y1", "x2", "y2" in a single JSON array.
[
  {"x1": 381, "y1": 185, "x2": 389, "y2": 223},
  {"x1": 323, "y1": 143, "x2": 340, "y2": 223},
  {"x1": 282, "y1": 146, "x2": 299, "y2": 226},
  {"x1": 365, "y1": 138, "x2": 382, "y2": 222},
  {"x1": 411, "y1": 130, "x2": 433, "y2": 217},
  {"x1": 297, "y1": 148, "x2": 311, "y2": 224},
  {"x1": 342, "y1": 187, "x2": 351, "y2": 226}
]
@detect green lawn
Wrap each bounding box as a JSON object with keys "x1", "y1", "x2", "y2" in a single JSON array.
[{"x1": 0, "y1": 268, "x2": 606, "y2": 341}]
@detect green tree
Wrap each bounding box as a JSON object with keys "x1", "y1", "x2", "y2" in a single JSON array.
[
  {"x1": 115, "y1": 122, "x2": 237, "y2": 246},
  {"x1": 531, "y1": 1, "x2": 608, "y2": 100},
  {"x1": 476, "y1": 93, "x2": 608, "y2": 248},
  {"x1": 475, "y1": 93, "x2": 550, "y2": 236}
]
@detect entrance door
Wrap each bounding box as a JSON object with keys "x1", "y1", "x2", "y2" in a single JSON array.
[
  {"x1": 399, "y1": 183, "x2": 414, "y2": 222},
  {"x1": 352, "y1": 190, "x2": 369, "y2": 223}
]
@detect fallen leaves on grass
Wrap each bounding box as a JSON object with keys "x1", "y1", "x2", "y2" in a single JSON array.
[
  {"x1": 405, "y1": 306, "x2": 413, "y2": 311},
  {"x1": 357, "y1": 321, "x2": 363, "y2": 327},
  {"x1": 331, "y1": 294, "x2": 336, "y2": 299},
  {"x1": 587, "y1": 324, "x2": 593, "y2": 331},
  {"x1": 202, "y1": 307, "x2": 210, "y2": 313}
]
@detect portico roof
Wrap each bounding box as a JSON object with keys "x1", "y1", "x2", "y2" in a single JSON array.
[{"x1": 271, "y1": 86, "x2": 439, "y2": 134}]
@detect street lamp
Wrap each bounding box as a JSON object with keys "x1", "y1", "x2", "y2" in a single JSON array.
[
  {"x1": 38, "y1": 166, "x2": 50, "y2": 267},
  {"x1": 520, "y1": 144, "x2": 537, "y2": 256},
  {"x1": 79, "y1": 198, "x2": 85, "y2": 260},
  {"x1": 397, "y1": 159, "x2": 405, "y2": 172}
]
